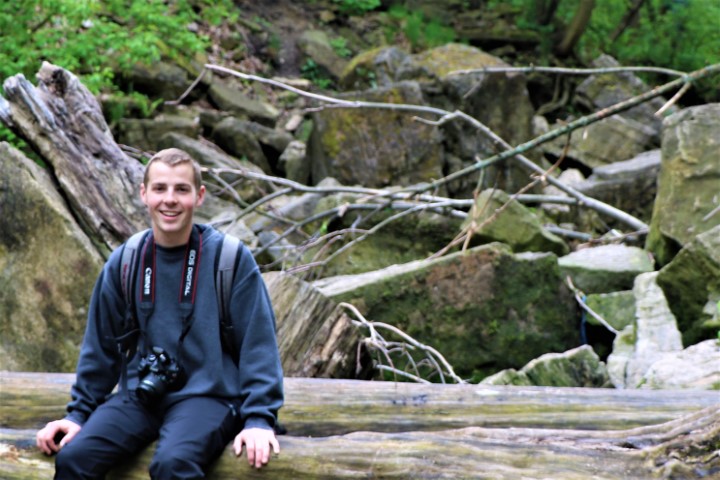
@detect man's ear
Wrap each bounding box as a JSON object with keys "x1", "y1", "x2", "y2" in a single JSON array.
[
  {"x1": 195, "y1": 185, "x2": 206, "y2": 207},
  {"x1": 140, "y1": 183, "x2": 148, "y2": 205}
]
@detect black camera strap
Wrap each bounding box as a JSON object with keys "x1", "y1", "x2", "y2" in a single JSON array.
[{"x1": 138, "y1": 224, "x2": 203, "y2": 359}]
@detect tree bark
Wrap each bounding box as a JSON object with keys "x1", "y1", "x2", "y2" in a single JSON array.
[
  {"x1": 0, "y1": 63, "x2": 148, "y2": 252},
  {"x1": 555, "y1": 0, "x2": 596, "y2": 57},
  {"x1": 3, "y1": 372, "x2": 719, "y2": 436},
  {"x1": 2, "y1": 403, "x2": 718, "y2": 479}
]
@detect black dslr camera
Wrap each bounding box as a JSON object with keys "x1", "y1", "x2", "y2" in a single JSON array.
[{"x1": 136, "y1": 346, "x2": 186, "y2": 405}]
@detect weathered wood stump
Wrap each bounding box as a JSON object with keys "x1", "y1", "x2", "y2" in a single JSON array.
[
  {"x1": 0, "y1": 63, "x2": 148, "y2": 251},
  {"x1": 2, "y1": 372, "x2": 719, "y2": 478}
]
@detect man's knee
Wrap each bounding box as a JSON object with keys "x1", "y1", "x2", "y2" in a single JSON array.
[
  {"x1": 149, "y1": 447, "x2": 204, "y2": 480},
  {"x1": 55, "y1": 442, "x2": 97, "y2": 479}
]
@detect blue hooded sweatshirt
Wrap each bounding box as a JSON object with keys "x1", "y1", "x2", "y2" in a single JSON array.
[{"x1": 65, "y1": 224, "x2": 283, "y2": 431}]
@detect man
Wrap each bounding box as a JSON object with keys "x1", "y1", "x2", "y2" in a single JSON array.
[{"x1": 36, "y1": 148, "x2": 284, "y2": 478}]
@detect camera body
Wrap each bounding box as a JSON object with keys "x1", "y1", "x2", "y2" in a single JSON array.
[{"x1": 136, "y1": 346, "x2": 186, "y2": 405}]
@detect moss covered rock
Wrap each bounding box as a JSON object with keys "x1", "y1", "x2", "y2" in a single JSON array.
[
  {"x1": 646, "y1": 104, "x2": 720, "y2": 266},
  {"x1": 314, "y1": 243, "x2": 578, "y2": 380},
  {"x1": 464, "y1": 188, "x2": 569, "y2": 256},
  {"x1": 309, "y1": 81, "x2": 444, "y2": 188}
]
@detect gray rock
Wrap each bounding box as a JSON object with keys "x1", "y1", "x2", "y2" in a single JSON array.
[
  {"x1": 308, "y1": 81, "x2": 444, "y2": 189},
  {"x1": 399, "y1": 43, "x2": 537, "y2": 195},
  {"x1": 297, "y1": 30, "x2": 348, "y2": 80},
  {"x1": 559, "y1": 244, "x2": 655, "y2": 294},
  {"x1": 656, "y1": 223, "x2": 720, "y2": 345},
  {"x1": 207, "y1": 81, "x2": 279, "y2": 126},
  {"x1": 584, "y1": 290, "x2": 635, "y2": 332},
  {"x1": 639, "y1": 340, "x2": 720, "y2": 390},
  {"x1": 576, "y1": 54, "x2": 672, "y2": 136},
  {"x1": 544, "y1": 115, "x2": 657, "y2": 169},
  {"x1": 116, "y1": 115, "x2": 200, "y2": 153},
  {"x1": 607, "y1": 272, "x2": 683, "y2": 388},
  {"x1": 120, "y1": 61, "x2": 193, "y2": 101},
  {"x1": 211, "y1": 117, "x2": 273, "y2": 173},
  {"x1": 575, "y1": 150, "x2": 661, "y2": 223},
  {"x1": 464, "y1": 188, "x2": 569, "y2": 256},
  {"x1": 646, "y1": 103, "x2": 720, "y2": 265},
  {"x1": 279, "y1": 140, "x2": 309, "y2": 184},
  {"x1": 0, "y1": 143, "x2": 103, "y2": 372}
]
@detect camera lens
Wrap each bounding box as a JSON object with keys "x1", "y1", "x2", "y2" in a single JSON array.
[{"x1": 136, "y1": 374, "x2": 166, "y2": 404}]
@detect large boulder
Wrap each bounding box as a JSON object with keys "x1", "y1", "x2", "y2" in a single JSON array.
[
  {"x1": 397, "y1": 43, "x2": 537, "y2": 195},
  {"x1": 0, "y1": 143, "x2": 103, "y2": 372},
  {"x1": 313, "y1": 243, "x2": 579, "y2": 381},
  {"x1": 340, "y1": 43, "x2": 537, "y2": 195},
  {"x1": 308, "y1": 81, "x2": 444, "y2": 188},
  {"x1": 297, "y1": 30, "x2": 348, "y2": 81},
  {"x1": 645, "y1": 103, "x2": 720, "y2": 266},
  {"x1": 656, "y1": 223, "x2": 720, "y2": 345},
  {"x1": 584, "y1": 290, "x2": 635, "y2": 333},
  {"x1": 576, "y1": 55, "x2": 670, "y2": 136}
]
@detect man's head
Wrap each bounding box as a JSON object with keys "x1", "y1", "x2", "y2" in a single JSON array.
[{"x1": 140, "y1": 148, "x2": 206, "y2": 247}]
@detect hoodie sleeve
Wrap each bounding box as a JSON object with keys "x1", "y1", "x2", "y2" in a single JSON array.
[
  {"x1": 65, "y1": 253, "x2": 125, "y2": 426},
  {"x1": 230, "y1": 245, "x2": 284, "y2": 430}
]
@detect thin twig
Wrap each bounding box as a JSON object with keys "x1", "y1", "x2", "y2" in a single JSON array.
[
  {"x1": 448, "y1": 65, "x2": 686, "y2": 78},
  {"x1": 565, "y1": 276, "x2": 619, "y2": 335}
]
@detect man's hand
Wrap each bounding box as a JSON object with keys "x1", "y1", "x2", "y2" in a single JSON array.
[
  {"x1": 233, "y1": 427, "x2": 280, "y2": 469},
  {"x1": 36, "y1": 419, "x2": 81, "y2": 455}
]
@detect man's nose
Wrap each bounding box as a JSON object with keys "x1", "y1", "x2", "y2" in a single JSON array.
[{"x1": 162, "y1": 188, "x2": 178, "y2": 202}]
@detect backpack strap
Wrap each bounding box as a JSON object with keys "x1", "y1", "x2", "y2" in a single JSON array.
[
  {"x1": 120, "y1": 230, "x2": 151, "y2": 313},
  {"x1": 117, "y1": 229, "x2": 151, "y2": 400},
  {"x1": 216, "y1": 233, "x2": 241, "y2": 364}
]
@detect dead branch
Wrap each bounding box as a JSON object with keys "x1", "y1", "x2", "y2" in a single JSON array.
[{"x1": 340, "y1": 302, "x2": 466, "y2": 384}]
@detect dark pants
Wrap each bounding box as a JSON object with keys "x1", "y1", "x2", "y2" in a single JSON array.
[{"x1": 54, "y1": 393, "x2": 241, "y2": 480}]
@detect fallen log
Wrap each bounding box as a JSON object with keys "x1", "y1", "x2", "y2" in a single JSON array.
[
  {"x1": 3, "y1": 372, "x2": 719, "y2": 435},
  {"x1": 2, "y1": 405, "x2": 719, "y2": 479}
]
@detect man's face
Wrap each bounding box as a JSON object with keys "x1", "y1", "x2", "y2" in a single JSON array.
[{"x1": 140, "y1": 161, "x2": 205, "y2": 247}]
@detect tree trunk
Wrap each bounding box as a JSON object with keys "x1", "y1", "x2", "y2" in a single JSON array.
[
  {"x1": 3, "y1": 372, "x2": 718, "y2": 435},
  {"x1": 2, "y1": 372, "x2": 719, "y2": 479},
  {"x1": 0, "y1": 63, "x2": 148, "y2": 252},
  {"x1": 2, "y1": 407, "x2": 719, "y2": 479},
  {"x1": 555, "y1": 0, "x2": 596, "y2": 57}
]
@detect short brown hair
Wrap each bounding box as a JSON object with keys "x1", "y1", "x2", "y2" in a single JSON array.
[{"x1": 144, "y1": 148, "x2": 202, "y2": 190}]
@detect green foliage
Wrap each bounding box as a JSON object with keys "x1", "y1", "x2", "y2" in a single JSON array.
[
  {"x1": 330, "y1": 37, "x2": 352, "y2": 58},
  {"x1": 484, "y1": 0, "x2": 719, "y2": 99},
  {"x1": 0, "y1": 1, "x2": 233, "y2": 94},
  {"x1": 300, "y1": 59, "x2": 333, "y2": 89},
  {"x1": 332, "y1": 0, "x2": 381, "y2": 15},
  {"x1": 384, "y1": 5, "x2": 456, "y2": 51},
  {"x1": 0, "y1": 0, "x2": 237, "y2": 150}
]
